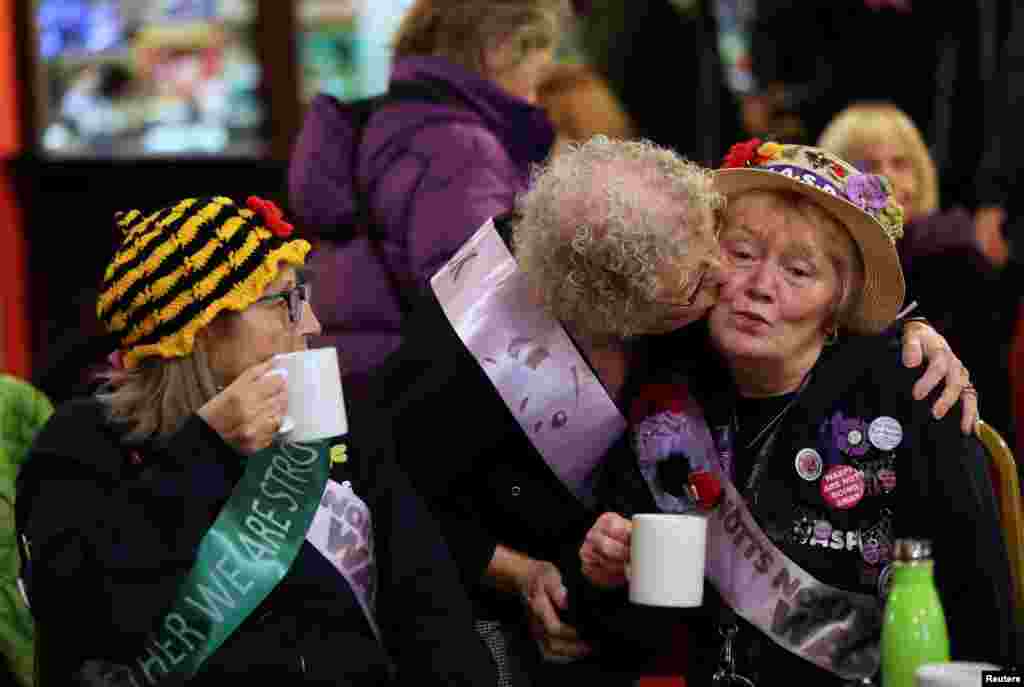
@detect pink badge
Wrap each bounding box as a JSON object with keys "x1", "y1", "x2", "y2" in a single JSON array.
[{"x1": 820, "y1": 465, "x2": 865, "y2": 509}]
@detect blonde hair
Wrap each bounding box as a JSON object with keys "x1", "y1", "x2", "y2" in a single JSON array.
[
  {"x1": 817, "y1": 102, "x2": 938, "y2": 219},
  {"x1": 393, "y1": 0, "x2": 569, "y2": 75},
  {"x1": 723, "y1": 191, "x2": 865, "y2": 332},
  {"x1": 513, "y1": 135, "x2": 723, "y2": 342},
  {"x1": 97, "y1": 334, "x2": 220, "y2": 444}
]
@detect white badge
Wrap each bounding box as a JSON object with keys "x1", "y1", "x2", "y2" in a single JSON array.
[
  {"x1": 795, "y1": 448, "x2": 824, "y2": 481},
  {"x1": 868, "y1": 416, "x2": 903, "y2": 451}
]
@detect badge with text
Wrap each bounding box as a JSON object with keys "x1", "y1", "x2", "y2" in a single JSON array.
[
  {"x1": 868, "y1": 416, "x2": 903, "y2": 451},
  {"x1": 795, "y1": 448, "x2": 824, "y2": 481},
  {"x1": 821, "y1": 465, "x2": 866, "y2": 509}
]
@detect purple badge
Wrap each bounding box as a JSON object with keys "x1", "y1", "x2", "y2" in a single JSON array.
[{"x1": 834, "y1": 413, "x2": 869, "y2": 457}]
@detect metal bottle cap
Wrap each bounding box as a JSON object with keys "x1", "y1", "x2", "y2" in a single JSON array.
[{"x1": 892, "y1": 538, "x2": 932, "y2": 561}]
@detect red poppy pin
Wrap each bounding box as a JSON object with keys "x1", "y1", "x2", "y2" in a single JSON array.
[{"x1": 247, "y1": 196, "x2": 294, "y2": 238}]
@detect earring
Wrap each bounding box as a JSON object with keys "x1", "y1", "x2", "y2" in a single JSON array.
[{"x1": 824, "y1": 326, "x2": 840, "y2": 346}]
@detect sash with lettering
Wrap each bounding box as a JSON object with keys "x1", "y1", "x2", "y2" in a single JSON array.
[
  {"x1": 79, "y1": 439, "x2": 333, "y2": 686},
  {"x1": 633, "y1": 383, "x2": 882, "y2": 681},
  {"x1": 430, "y1": 219, "x2": 627, "y2": 507}
]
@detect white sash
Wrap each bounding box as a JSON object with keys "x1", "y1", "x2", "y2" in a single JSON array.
[
  {"x1": 430, "y1": 219, "x2": 627, "y2": 508},
  {"x1": 635, "y1": 394, "x2": 882, "y2": 680},
  {"x1": 306, "y1": 478, "x2": 381, "y2": 641}
]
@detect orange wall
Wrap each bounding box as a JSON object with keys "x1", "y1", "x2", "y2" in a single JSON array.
[
  {"x1": 0, "y1": 0, "x2": 30, "y2": 378},
  {"x1": 0, "y1": 0, "x2": 18, "y2": 157}
]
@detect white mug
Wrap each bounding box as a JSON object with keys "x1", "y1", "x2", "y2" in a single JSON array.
[
  {"x1": 915, "y1": 662, "x2": 1002, "y2": 687},
  {"x1": 629, "y1": 512, "x2": 707, "y2": 608},
  {"x1": 271, "y1": 347, "x2": 348, "y2": 442}
]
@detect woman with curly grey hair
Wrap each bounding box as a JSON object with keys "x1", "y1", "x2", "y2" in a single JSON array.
[{"x1": 371, "y1": 135, "x2": 973, "y2": 686}]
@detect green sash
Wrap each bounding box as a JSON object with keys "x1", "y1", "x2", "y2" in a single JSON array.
[{"x1": 83, "y1": 438, "x2": 332, "y2": 686}]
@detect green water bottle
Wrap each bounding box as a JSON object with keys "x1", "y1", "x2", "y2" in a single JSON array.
[{"x1": 880, "y1": 538, "x2": 950, "y2": 687}]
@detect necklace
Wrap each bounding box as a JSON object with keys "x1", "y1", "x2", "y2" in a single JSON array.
[
  {"x1": 734, "y1": 394, "x2": 801, "y2": 451},
  {"x1": 733, "y1": 371, "x2": 813, "y2": 451}
]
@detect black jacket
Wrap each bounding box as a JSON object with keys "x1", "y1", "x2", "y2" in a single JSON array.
[
  {"x1": 16, "y1": 396, "x2": 495, "y2": 686},
  {"x1": 597, "y1": 322, "x2": 1021, "y2": 685},
  {"x1": 369, "y1": 220, "x2": 681, "y2": 679}
]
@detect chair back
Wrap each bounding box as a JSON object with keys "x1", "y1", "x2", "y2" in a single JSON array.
[{"x1": 976, "y1": 419, "x2": 1024, "y2": 626}]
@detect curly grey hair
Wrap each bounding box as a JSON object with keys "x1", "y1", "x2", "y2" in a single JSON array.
[{"x1": 513, "y1": 135, "x2": 723, "y2": 341}]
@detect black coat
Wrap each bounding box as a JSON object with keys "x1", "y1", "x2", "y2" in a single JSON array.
[
  {"x1": 16, "y1": 395, "x2": 495, "y2": 686},
  {"x1": 368, "y1": 221, "x2": 681, "y2": 681},
  {"x1": 597, "y1": 322, "x2": 1021, "y2": 685}
]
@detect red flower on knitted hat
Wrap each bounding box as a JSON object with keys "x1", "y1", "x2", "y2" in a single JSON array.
[
  {"x1": 721, "y1": 138, "x2": 763, "y2": 169},
  {"x1": 247, "y1": 196, "x2": 294, "y2": 238}
]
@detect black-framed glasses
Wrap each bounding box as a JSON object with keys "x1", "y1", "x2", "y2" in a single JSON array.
[{"x1": 253, "y1": 281, "x2": 311, "y2": 326}]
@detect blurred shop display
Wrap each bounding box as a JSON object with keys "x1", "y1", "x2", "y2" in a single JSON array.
[
  {"x1": 297, "y1": 0, "x2": 414, "y2": 105},
  {"x1": 34, "y1": 0, "x2": 265, "y2": 157}
]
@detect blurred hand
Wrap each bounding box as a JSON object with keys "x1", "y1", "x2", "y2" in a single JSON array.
[
  {"x1": 580, "y1": 512, "x2": 632, "y2": 589},
  {"x1": 975, "y1": 206, "x2": 1010, "y2": 268},
  {"x1": 199, "y1": 359, "x2": 289, "y2": 455},
  {"x1": 520, "y1": 559, "x2": 592, "y2": 661},
  {"x1": 901, "y1": 321, "x2": 978, "y2": 434}
]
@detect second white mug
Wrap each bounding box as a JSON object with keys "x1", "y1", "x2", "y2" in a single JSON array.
[{"x1": 629, "y1": 512, "x2": 707, "y2": 608}]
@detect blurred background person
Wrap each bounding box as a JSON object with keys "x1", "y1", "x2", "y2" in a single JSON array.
[
  {"x1": 818, "y1": 102, "x2": 1017, "y2": 453},
  {"x1": 535, "y1": 61, "x2": 636, "y2": 155},
  {"x1": 288, "y1": 0, "x2": 567, "y2": 406},
  {"x1": 576, "y1": 0, "x2": 744, "y2": 166}
]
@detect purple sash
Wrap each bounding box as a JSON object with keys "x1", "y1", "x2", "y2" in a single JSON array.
[
  {"x1": 430, "y1": 219, "x2": 627, "y2": 507},
  {"x1": 635, "y1": 396, "x2": 882, "y2": 680},
  {"x1": 306, "y1": 479, "x2": 380, "y2": 640}
]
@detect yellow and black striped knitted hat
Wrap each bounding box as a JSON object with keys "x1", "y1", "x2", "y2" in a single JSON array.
[{"x1": 97, "y1": 195, "x2": 311, "y2": 368}]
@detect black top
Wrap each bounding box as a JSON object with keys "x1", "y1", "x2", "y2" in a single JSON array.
[
  {"x1": 596, "y1": 321, "x2": 1021, "y2": 685},
  {"x1": 368, "y1": 216, "x2": 681, "y2": 677},
  {"x1": 16, "y1": 395, "x2": 495, "y2": 686}
]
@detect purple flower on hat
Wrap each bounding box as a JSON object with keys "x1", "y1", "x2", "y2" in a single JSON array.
[{"x1": 846, "y1": 174, "x2": 890, "y2": 212}]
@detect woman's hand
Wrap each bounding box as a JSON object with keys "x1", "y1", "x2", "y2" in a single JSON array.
[
  {"x1": 900, "y1": 320, "x2": 979, "y2": 434},
  {"x1": 198, "y1": 359, "x2": 289, "y2": 455},
  {"x1": 520, "y1": 559, "x2": 593, "y2": 661},
  {"x1": 580, "y1": 512, "x2": 633, "y2": 589}
]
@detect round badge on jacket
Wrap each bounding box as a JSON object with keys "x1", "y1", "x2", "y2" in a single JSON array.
[
  {"x1": 795, "y1": 448, "x2": 824, "y2": 481},
  {"x1": 868, "y1": 416, "x2": 903, "y2": 451},
  {"x1": 820, "y1": 464, "x2": 865, "y2": 509}
]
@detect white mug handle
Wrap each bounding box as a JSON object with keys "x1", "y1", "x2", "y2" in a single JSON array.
[{"x1": 264, "y1": 368, "x2": 294, "y2": 436}]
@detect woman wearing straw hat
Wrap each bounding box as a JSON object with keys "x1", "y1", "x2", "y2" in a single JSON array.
[
  {"x1": 375, "y1": 136, "x2": 984, "y2": 686},
  {"x1": 580, "y1": 141, "x2": 1019, "y2": 685},
  {"x1": 15, "y1": 196, "x2": 494, "y2": 686}
]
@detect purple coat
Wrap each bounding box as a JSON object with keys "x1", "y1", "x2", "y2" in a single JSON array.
[{"x1": 289, "y1": 57, "x2": 554, "y2": 404}]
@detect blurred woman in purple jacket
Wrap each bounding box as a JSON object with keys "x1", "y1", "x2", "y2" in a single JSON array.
[{"x1": 288, "y1": 0, "x2": 566, "y2": 405}]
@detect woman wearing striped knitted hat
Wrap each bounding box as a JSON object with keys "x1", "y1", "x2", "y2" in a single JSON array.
[{"x1": 14, "y1": 196, "x2": 495, "y2": 685}]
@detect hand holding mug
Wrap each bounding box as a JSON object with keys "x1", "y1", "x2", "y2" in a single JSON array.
[
  {"x1": 199, "y1": 359, "x2": 289, "y2": 455},
  {"x1": 580, "y1": 512, "x2": 633, "y2": 589}
]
